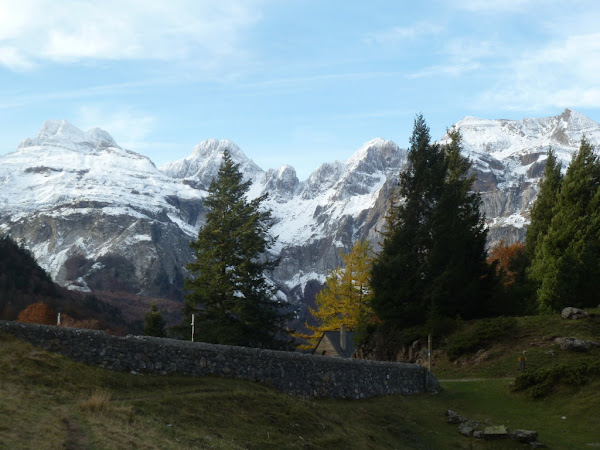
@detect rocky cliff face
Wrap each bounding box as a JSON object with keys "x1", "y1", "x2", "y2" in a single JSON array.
[
  {"x1": 1, "y1": 110, "x2": 599, "y2": 309},
  {"x1": 450, "y1": 108, "x2": 600, "y2": 246},
  {"x1": 0, "y1": 120, "x2": 202, "y2": 299}
]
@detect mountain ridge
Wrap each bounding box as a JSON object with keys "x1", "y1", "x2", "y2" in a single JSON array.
[{"x1": 1, "y1": 109, "x2": 599, "y2": 315}]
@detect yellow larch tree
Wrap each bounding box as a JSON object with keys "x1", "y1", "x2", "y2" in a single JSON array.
[{"x1": 295, "y1": 240, "x2": 374, "y2": 350}]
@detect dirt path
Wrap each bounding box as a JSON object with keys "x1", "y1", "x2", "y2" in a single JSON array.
[
  {"x1": 438, "y1": 377, "x2": 513, "y2": 382},
  {"x1": 62, "y1": 416, "x2": 91, "y2": 450}
]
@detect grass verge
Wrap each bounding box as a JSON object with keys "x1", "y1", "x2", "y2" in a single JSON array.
[{"x1": 1, "y1": 330, "x2": 599, "y2": 449}]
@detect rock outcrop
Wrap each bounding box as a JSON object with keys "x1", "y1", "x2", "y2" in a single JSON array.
[
  {"x1": 561, "y1": 307, "x2": 589, "y2": 320},
  {"x1": 554, "y1": 337, "x2": 600, "y2": 352}
]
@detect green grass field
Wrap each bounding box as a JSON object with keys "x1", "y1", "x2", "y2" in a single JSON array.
[{"x1": 1, "y1": 311, "x2": 599, "y2": 449}]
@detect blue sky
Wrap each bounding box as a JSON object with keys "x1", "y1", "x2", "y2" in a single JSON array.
[{"x1": 1, "y1": 0, "x2": 599, "y2": 179}]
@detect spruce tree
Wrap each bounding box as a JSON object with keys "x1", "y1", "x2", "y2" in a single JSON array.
[
  {"x1": 427, "y1": 129, "x2": 492, "y2": 318},
  {"x1": 371, "y1": 116, "x2": 493, "y2": 328},
  {"x1": 525, "y1": 148, "x2": 562, "y2": 258},
  {"x1": 529, "y1": 137, "x2": 600, "y2": 311},
  {"x1": 371, "y1": 115, "x2": 446, "y2": 327},
  {"x1": 184, "y1": 150, "x2": 289, "y2": 348}
]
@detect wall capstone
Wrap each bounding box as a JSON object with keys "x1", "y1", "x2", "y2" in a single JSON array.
[{"x1": 0, "y1": 320, "x2": 439, "y2": 399}]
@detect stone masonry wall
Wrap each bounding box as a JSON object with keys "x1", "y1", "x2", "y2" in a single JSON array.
[{"x1": 0, "y1": 321, "x2": 439, "y2": 399}]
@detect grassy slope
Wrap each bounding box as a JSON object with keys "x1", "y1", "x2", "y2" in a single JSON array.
[
  {"x1": 433, "y1": 309, "x2": 600, "y2": 379},
  {"x1": 1, "y1": 312, "x2": 599, "y2": 449}
]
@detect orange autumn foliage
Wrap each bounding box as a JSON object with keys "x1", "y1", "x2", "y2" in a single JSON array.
[
  {"x1": 487, "y1": 241, "x2": 526, "y2": 288},
  {"x1": 17, "y1": 301, "x2": 57, "y2": 325},
  {"x1": 16, "y1": 301, "x2": 100, "y2": 329}
]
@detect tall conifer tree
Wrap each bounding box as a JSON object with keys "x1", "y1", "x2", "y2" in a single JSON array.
[
  {"x1": 371, "y1": 115, "x2": 445, "y2": 327},
  {"x1": 529, "y1": 138, "x2": 600, "y2": 311},
  {"x1": 525, "y1": 149, "x2": 563, "y2": 258},
  {"x1": 428, "y1": 129, "x2": 492, "y2": 318},
  {"x1": 371, "y1": 116, "x2": 492, "y2": 328},
  {"x1": 184, "y1": 150, "x2": 289, "y2": 348}
]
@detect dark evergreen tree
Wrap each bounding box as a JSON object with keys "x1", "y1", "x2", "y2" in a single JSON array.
[
  {"x1": 144, "y1": 302, "x2": 166, "y2": 337},
  {"x1": 525, "y1": 148, "x2": 563, "y2": 258},
  {"x1": 427, "y1": 129, "x2": 494, "y2": 318},
  {"x1": 529, "y1": 137, "x2": 600, "y2": 311},
  {"x1": 184, "y1": 150, "x2": 289, "y2": 348},
  {"x1": 371, "y1": 116, "x2": 493, "y2": 329},
  {"x1": 371, "y1": 115, "x2": 445, "y2": 327}
]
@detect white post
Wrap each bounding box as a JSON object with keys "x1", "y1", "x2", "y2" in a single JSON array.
[
  {"x1": 191, "y1": 314, "x2": 195, "y2": 342},
  {"x1": 57, "y1": 312, "x2": 61, "y2": 326},
  {"x1": 428, "y1": 333, "x2": 432, "y2": 372}
]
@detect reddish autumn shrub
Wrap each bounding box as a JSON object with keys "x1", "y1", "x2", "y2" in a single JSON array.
[{"x1": 17, "y1": 301, "x2": 57, "y2": 325}]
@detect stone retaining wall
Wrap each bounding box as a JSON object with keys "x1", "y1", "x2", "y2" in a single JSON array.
[{"x1": 0, "y1": 320, "x2": 439, "y2": 399}]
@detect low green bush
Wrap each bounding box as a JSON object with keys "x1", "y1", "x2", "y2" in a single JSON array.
[
  {"x1": 446, "y1": 316, "x2": 518, "y2": 360},
  {"x1": 512, "y1": 360, "x2": 600, "y2": 398}
]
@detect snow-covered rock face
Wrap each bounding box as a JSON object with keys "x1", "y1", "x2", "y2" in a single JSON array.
[
  {"x1": 1, "y1": 121, "x2": 203, "y2": 298},
  {"x1": 1, "y1": 110, "x2": 600, "y2": 309},
  {"x1": 443, "y1": 108, "x2": 600, "y2": 246},
  {"x1": 20, "y1": 119, "x2": 118, "y2": 149},
  {"x1": 160, "y1": 138, "x2": 263, "y2": 189},
  {"x1": 261, "y1": 165, "x2": 300, "y2": 203}
]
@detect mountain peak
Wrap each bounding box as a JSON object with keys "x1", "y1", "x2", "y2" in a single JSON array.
[
  {"x1": 160, "y1": 138, "x2": 263, "y2": 186},
  {"x1": 20, "y1": 120, "x2": 118, "y2": 149},
  {"x1": 38, "y1": 119, "x2": 83, "y2": 140},
  {"x1": 191, "y1": 138, "x2": 243, "y2": 159},
  {"x1": 346, "y1": 138, "x2": 395, "y2": 166}
]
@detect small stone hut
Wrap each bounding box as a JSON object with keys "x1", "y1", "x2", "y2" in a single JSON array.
[{"x1": 313, "y1": 324, "x2": 356, "y2": 358}]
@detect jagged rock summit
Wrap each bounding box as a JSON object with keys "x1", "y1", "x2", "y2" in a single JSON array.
[
  {"x1": 160, "y1": 138, "x2": 263, "y2": 189},
  {"x1": 1, "y1": 110, "x2": 599, "y2": 312},
  {"x1": 20, "y1": 119, "x2": 118, "y2": 149}
]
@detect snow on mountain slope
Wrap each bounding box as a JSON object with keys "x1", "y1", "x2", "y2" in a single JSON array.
[
  {"x1": 264, "y1": 138, "x2": 405, "y2": 252},
  {"x1": 449, "y1": 109, "x2": 600, "y2": 183},
  {"x1": 443, "y1": 109, "x2": 600, "y2": 246},
  {"x1": 0, "y1": 120, "x2": 203, "y2": 296},
  {"x1": 1, "y1": 110, "x2": 599, "y2": 309},
  {"x1": 1, "y1": 120, "x2": 200, "y2": 217},
  {"x1": 160, "y1": 138, "x2": 263, "y2": 189}
]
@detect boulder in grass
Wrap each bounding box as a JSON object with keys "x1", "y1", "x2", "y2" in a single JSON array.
[
  {"x1": 555, "y1": 337, "x2": 600, "y2": 352},
  {"x1": 561, "y1": 307, "x2": 588, "y2": 320},
  {"x1": 458, "y1": 420, "x2": 479, "y2": 436},
  {"x1": 483, "y1": 425, "x2": 510, "y2": 440},
  {"x1": 446, "y1": 410, "x2": 467, "y2": 424},
  {"x1": 512, "y1": 429, "x2": 538, "y2": 443}
]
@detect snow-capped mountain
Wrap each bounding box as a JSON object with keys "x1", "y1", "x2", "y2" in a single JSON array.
[
  {"x1": 0, "y1": 120, "x2": 203, "y2": 297},
  {"x1": 160, "y1": 138, "x2": 264, "y2": 189},
  {"x1": 1, "y1": 110, "x2": 599, "y2": 309},
  {"x1": 447, "y1": 109, "x2": 600, "y2": 242}
]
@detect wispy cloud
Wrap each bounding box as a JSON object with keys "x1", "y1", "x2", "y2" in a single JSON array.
[
  {"x1": 0, "y1": 46, "x2": 35, "y2": 71},
  {"x1": 236, "y1": 71, "x2": 404, "y2": 92},
  {"x1": 0, "y1": 77, "x2": 178, "y2": 110},
  {"x1": 364, "y1": 21, "x2": 443, "y2": 46},
  {"x1": 408, "y1": 39, "x2": 493, "y2": 79},
  {"x1": 408, "y1": 62, "x2": 481, "y2": 79},
  {"x1": 76, "y1": 105, "x2": 157, "y2": 151},
  {"x1": 451, "y1": 0, "x2": 539, "y2": 13},
  {"x1": 0, "y1": 0, "x2": 262, "y2": 70},
  {"x1": 478, "y1": 32, "x2": 600, "y2": 110}
]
